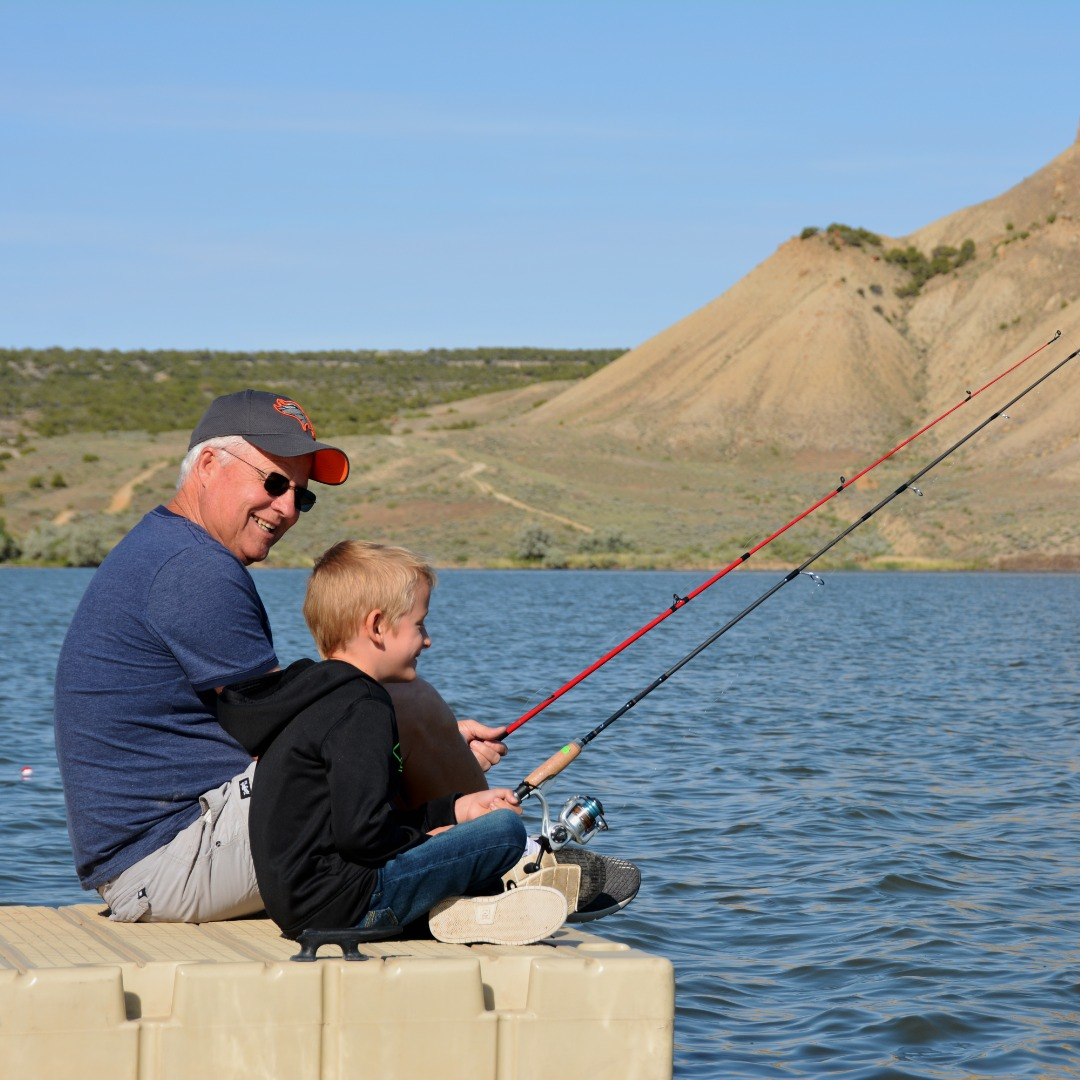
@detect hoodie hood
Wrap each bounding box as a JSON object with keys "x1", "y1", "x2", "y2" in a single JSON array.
[{"x1": 217, "y1": 658, "x2": 371, "y2": 757}]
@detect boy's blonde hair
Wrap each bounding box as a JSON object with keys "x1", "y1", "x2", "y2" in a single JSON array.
[{"x1": 304, "y1": 540, "x2": 436, "y2": 658}]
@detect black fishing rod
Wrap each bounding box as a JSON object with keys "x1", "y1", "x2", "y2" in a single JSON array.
[
  {"x1": 505, "y1": 331, "x2": 1064, "y2": 735},
  {"x1": 514, "y1": 339, "x2": 1080, "y2": 804}
]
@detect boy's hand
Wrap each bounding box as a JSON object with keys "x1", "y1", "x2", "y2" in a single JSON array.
[
  {"x1": 454, "y1": 788, "x2": 522, "y2": 822},
  {"x1": 457, "y1": 719, "x2": 509, "y2": 772}
]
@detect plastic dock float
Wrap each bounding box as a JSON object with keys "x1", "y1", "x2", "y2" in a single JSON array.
[{"x1": 0, "y1": 904, "x2": 674, "y2": 1080}]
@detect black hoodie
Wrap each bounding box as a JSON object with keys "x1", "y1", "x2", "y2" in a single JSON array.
[{"x1": 217, "y1": 658, "x2": 458, "y2": 937}]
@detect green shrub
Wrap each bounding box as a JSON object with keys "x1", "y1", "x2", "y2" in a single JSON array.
[
  {"x1": 19, "y1": 515, "x2": 122, "y2": 567},
  {"x1": 800, "y1": 226, "x2": 819, "y2": 240},
  {"x1": 540, "y1": 547, "x2": 568, "y2": 569},
  {"x1": 825, "y1": 223, "x2": 883, "y2": 248},
  {"x1": 577, "y1": 528, "x2": 635, "y2": 554},
  {"x1": 885, "y1": 238, "x2": 976, "y2": 297},
  {"x1": 515, "y1": 525, "x2": 555, "y2": 561},
  {"x1": 955, "y1": 239, "x2": 976, "y2": 267},
  {"x1": 0, "y1": 518, "x2": 19, "y2": 562}
]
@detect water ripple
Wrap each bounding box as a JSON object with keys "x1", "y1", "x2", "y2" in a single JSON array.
[{"x1": 3, "y1": 568, "x2": 1080, "y2": 1077}]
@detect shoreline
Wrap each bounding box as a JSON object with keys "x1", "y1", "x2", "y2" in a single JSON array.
[{"x1": 4, "y1": 556, "x2": 1079, "y2": 573}]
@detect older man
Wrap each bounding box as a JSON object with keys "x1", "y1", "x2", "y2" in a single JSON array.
[{"x1": 54, "y1": 389, "x2": 504, "y2": 922}]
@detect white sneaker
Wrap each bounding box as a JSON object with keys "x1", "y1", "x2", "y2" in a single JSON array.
[{"x1": 428, "y1": 886, "x2": 568, "y2": 945}]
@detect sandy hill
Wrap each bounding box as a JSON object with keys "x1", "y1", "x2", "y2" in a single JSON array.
[{"x1": 522, "y1": 135, "x2": 1080, "y2": 493}]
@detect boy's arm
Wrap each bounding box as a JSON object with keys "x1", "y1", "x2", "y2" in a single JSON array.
[
  {"x1": 427, "y1": 788, "x2": 523, "y2": 836},
  {"x1": 453, "y1": 789, "x2": 523, "y2": 822}
]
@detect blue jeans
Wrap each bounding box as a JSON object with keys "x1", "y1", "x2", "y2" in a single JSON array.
[{"x1": 359, "y1": 809, "x2": 527, "y2": 930}]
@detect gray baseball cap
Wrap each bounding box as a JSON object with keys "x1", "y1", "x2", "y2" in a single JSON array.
[{"x1": 189, "y1": 390, "x2": 350, "y2": 485}]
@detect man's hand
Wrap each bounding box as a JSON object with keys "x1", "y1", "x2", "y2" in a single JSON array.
[
  {"x1": 454, "y1": 788, "x2": 522, "y2": 822},
  {"x1": 457, "y1": 719, "x2": 508, "y2": 772}
]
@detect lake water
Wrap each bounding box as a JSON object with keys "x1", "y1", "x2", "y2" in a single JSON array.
[{"x1": 2, "y1": 566, "x2": 1079, "y2": 1079}]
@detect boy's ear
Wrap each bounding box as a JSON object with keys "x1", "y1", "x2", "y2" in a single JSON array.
[{"x1": 364, "y1": 609, "x2": 386, "y2": 642}]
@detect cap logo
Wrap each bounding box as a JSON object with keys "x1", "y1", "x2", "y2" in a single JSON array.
[{"x1": 274, "y1": 398, "x2": 316, "y2": 439}]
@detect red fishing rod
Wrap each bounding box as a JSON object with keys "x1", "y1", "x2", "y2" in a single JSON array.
[
  {"x1": 505, "y1": 330, "x2": 1062, "y2": 736},
  {"x1": 514, "y1": 339, "x2": 1080, "y2": 802}
]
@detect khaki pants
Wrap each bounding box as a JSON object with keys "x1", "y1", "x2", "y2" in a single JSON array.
[{"x1": 97, "y1": 761, "x2": 262, "y2": 923}]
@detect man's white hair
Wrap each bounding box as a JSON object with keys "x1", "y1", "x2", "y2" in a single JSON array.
[{"x1": 176, "y1": 435, "x2": 249, "y2": 491}]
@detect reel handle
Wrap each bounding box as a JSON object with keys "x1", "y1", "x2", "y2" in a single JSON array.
[{"x1": 514, "y1": 739, "x2": 583, "y2": 801}]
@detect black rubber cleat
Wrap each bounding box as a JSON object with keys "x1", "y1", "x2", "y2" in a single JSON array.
[{"x1": 290, "y1": 924, "x2": 402, "y2": 961}]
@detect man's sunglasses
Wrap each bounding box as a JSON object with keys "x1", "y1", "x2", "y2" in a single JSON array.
[{"x1": 224, "y1": 451, "x2": 317, "y2": 513}]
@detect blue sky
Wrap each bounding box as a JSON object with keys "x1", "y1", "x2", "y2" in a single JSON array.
[{"x1": 3, "y1": 1, "x2": 1079, "y2": 352}]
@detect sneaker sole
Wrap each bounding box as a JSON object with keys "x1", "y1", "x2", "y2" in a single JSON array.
[
  {"x1": 508, "y1": 863, "x2": 583, "y2": 913},
  {"x1": 428, "y1": 887, "x2": 567, "y2": 945}
]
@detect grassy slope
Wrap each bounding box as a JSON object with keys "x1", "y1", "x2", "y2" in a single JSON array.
[{"x1": 3, "y1": 374, "x2": 1076, "y2": 571}]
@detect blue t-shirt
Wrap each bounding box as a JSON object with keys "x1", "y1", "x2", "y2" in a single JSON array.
[{"x1": 54, "y1": 506, "x2": 278, "y2": 889}]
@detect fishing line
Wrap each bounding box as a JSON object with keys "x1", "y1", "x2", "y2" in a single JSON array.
[
  {"x1": 513, "y1": 339, "x2": 1080, "y2": 802},
  {"x1": 505, "y1": 331, "x2": 1063, "y2": 735}
]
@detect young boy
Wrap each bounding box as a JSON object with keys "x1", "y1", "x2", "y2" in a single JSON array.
[{"x1": 217, "y1": 540, "x2": 576, "y2": 944}]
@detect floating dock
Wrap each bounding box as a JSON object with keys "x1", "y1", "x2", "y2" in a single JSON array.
[{"x1": 0, "y1": 904, "x2": 674, "y2": 1079}]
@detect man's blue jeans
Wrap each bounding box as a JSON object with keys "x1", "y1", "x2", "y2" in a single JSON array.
[{"x1": 360, "y1": 809, "x2": 527, "y2": 930}]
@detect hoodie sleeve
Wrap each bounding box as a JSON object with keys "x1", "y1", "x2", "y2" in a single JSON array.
[
  {"x1": 217, "y1": 658, "x2": 319, "y2": 757},
  {"x1": 322, "y1": 696, "x2": 458, "y2": 865}
]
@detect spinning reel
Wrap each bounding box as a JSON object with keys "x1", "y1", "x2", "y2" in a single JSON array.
[{"x1": 532, "y1": 787, "x2": 608, "y2": 851}]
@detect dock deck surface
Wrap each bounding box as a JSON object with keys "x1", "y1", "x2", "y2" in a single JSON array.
[{"x1": 0, "y1": 903, "x2": 674, "y2": 1079}]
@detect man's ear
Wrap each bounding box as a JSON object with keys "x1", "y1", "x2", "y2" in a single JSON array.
[{"x1": 193, "y1": 445, "x2": 220, "y2": 485}]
